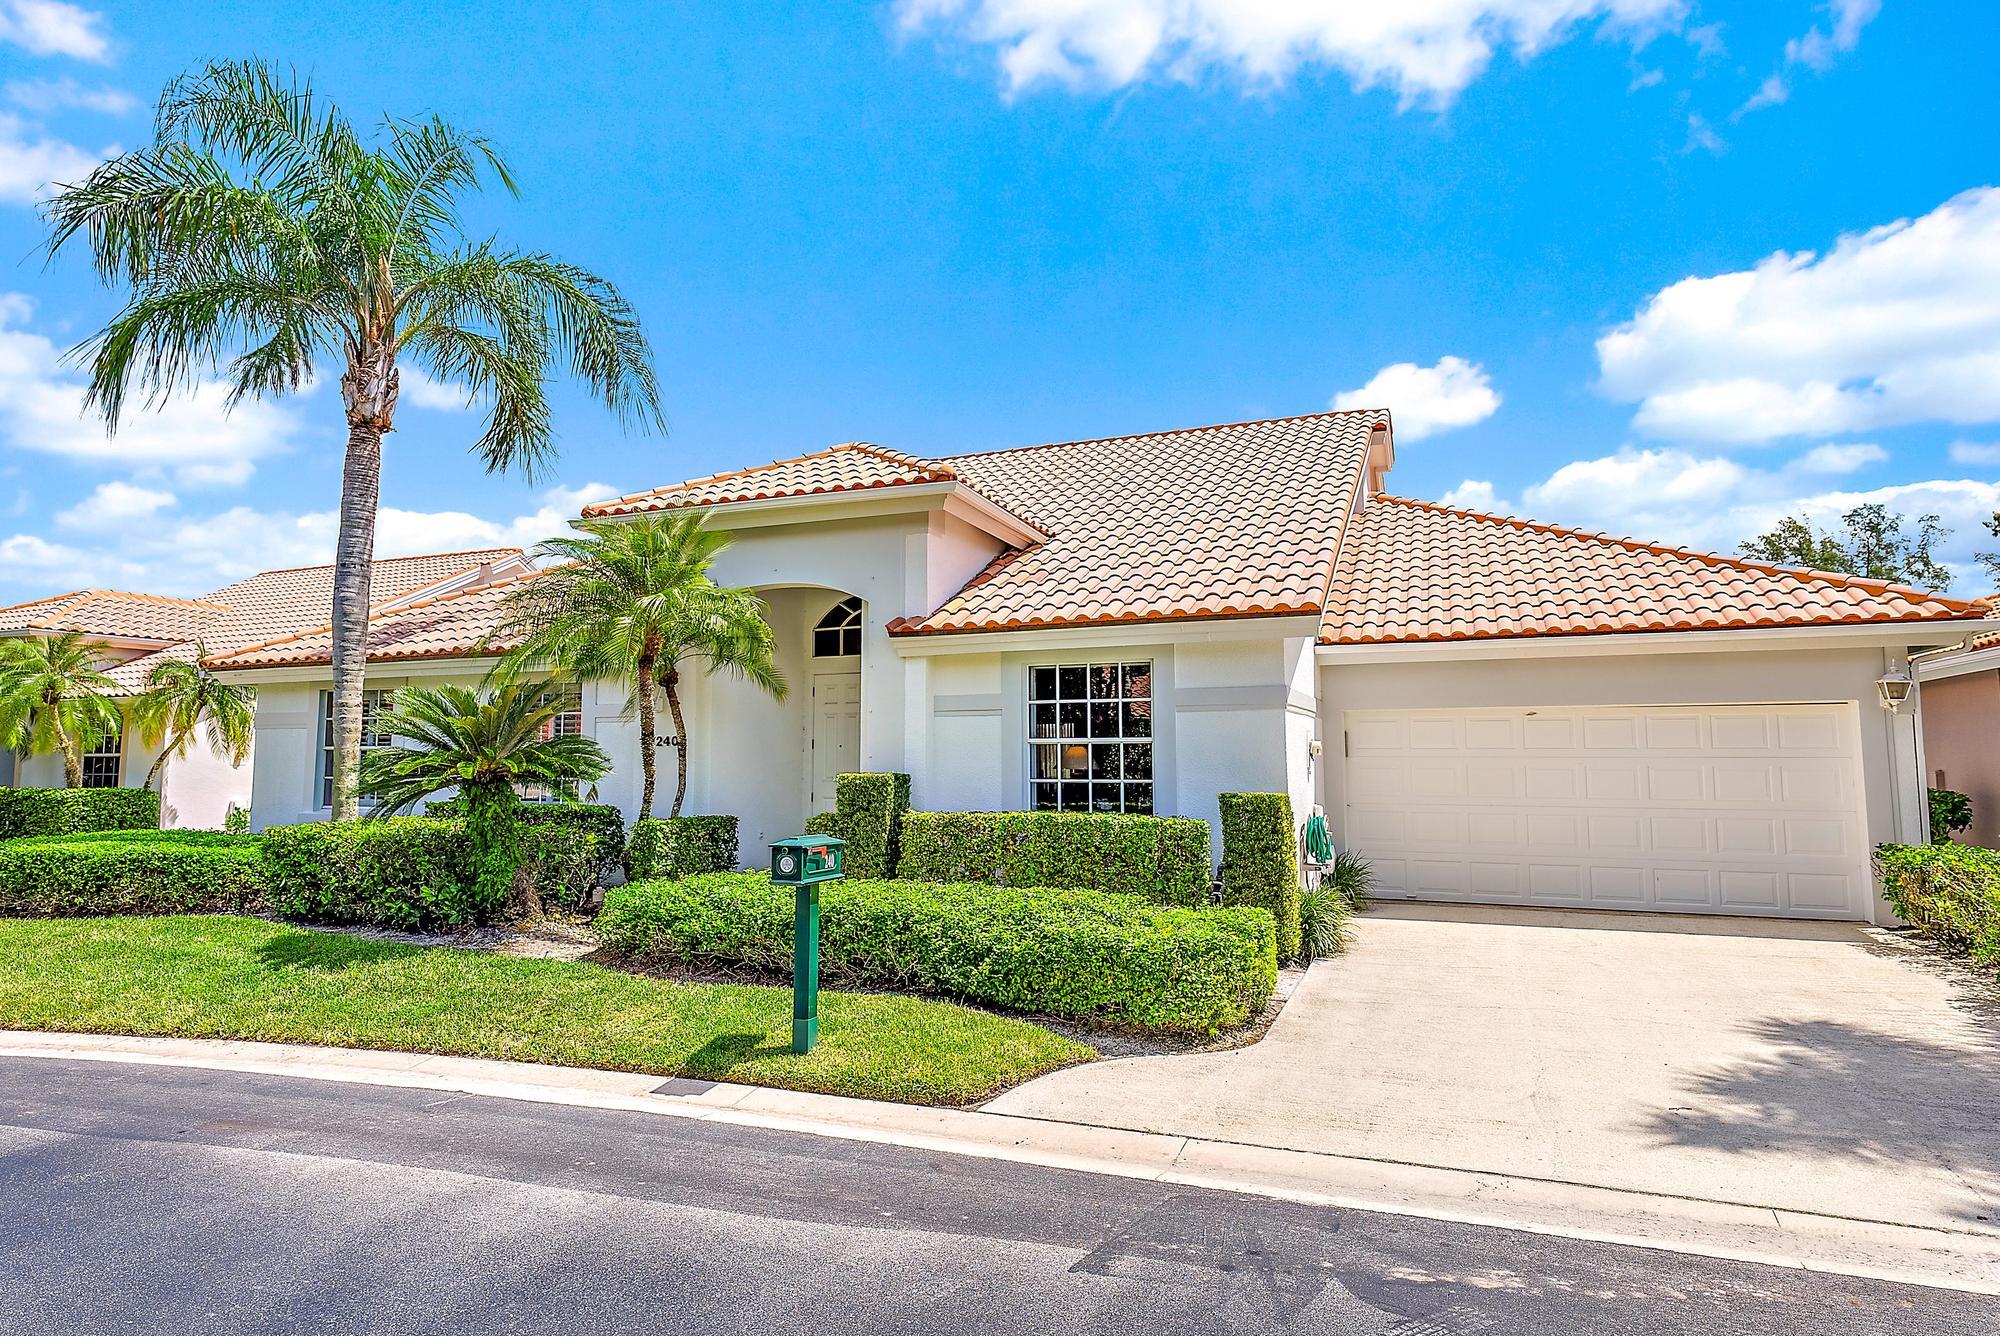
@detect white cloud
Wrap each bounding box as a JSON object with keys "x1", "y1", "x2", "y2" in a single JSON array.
[
  {"x1": 1735, "y1": 73, "x2": 1788, "y2": 117},
  {"x1": 1332, "y1": 355, "x2": 1500, "y2": 440},
  {"x1": 55, "y1": 479, "x2": 173, "y2": 527},
  {"x1": 1682, "y1": 111, "x2": 1723, "y2": 155},
  {"x1": 1440, "y1": 479, "x2": 1516, "y2": 514},
  {"x1": 398, "y1": 367, "x2": 475, "y2": 412},
  {"x1": 1598, "y1": 187, "x2": 2000, "y2": 444},
  {"x1": 0, "y1": 0, "x2": 108, "y2": 62},
  {"x1": 1786, "y1": 0, "x2": 1878, "y2": 73},
  {"x1": 5, "y1": 76, "x2": 135, "y2": 115},
  {"x1": 1949, "y1": 440, "x2": 2000, "y2": 466},
  {"x1": 897, "y1": 0, "x2": 1688, "y2": 108},
  {"x1": 0, "y1": 110, "x2": 106, "y2": 204},
  {"x1": 1796, "y1": 441, "x2": 1885, "y2": 473}
]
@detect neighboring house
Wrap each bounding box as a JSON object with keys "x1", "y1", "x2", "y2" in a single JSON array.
[
  {"x1": 1914, "y1": 633, "x2": 2000, "y2": 846},
  {"x1": 209, "y1": 411, "x2": 1992, "y2": 925},
  {"x1": 0, "y1": 550, "x2": 533, "y2": 827}
]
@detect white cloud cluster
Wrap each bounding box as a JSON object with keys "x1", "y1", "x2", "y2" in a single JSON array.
[
  {"x1": 0, "y1": 109, "x2": 106, "y2": 203},
  {"x1": 897, "y1": 0, "x2": 1687, "y2": 107},
  {"x1": 1597, "y1": 187, "x2": 2000, "y2": 444},
  {"x1": 5, "y1": 75, "x2": 134, "y2": 115},
  {"x1": 0, "y1": 0, "x2": 107, "y2": 61},
  {"x1": 1332, "y1": 355, "x2": 1500, "y2": 440},
  {"x1": 1739, "y1": 0, "x2": 1879, "y2": 118}
]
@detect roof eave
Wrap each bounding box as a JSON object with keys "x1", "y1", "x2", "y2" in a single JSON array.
[{"x1": 1317, "y1": 615, "x2": 2000, "y2": 662}]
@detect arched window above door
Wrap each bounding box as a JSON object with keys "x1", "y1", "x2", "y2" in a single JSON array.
[{"x1": 813, "y1": 597, "x2": 862, "y2": 657}]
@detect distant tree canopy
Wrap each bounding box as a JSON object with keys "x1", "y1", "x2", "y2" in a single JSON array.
[
  {"x1": 1739, "y1": 503, "x2": 1953, "y2": 593},
  {"x1": 1980, "y1": 513, "x2": 2000, "y2": 591}
]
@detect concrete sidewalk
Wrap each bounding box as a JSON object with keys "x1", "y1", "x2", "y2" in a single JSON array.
[{"x1": 4, "y1": 1028, "x2": 1998, "y2": 1296}]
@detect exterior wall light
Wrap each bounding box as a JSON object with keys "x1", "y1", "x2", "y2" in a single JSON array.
[{"x1": 1876, "y1": 670, "x2": 1914, "y2": 711}]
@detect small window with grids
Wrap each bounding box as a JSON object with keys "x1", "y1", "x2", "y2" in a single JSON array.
[
  {"x1": 523, "y1": 688, "x2": 585, "y2": 802},
  {"x1": 813, "y1": 597, "x2": 862, "y2": 658},
  {"x1": 319, "y1": 689, "x2": 391, "y2": 808},
  {"x1": 1029, "y1": 662, "x2": 1152, "y2": 814},
  {"x1": 80, "y1": 723, "x2": 123, "y2": 788}
]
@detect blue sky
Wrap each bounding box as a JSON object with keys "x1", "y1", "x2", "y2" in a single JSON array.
[{"x1": 3, "y1": 0, "x2": 1999, "y2": 603}]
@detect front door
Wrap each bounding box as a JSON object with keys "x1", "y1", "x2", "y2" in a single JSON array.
[{"x1": 810, "y1": 672, "x2": 861, "y2": 811}]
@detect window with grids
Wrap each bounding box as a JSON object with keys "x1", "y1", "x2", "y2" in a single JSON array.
[
  {"x1": 813, "y1": 597, "x2": 862, "y2": 657},
  {"x1": 80, "y1": 723, "x2": 123, "y2": 788},
  {"x1": 522, "y1": 688, "x2": 585, "y2": 801},
  {"x1": 319, "y1": 689, "x2": 391, "y2": 808},
  {"x1": 1029, "y1": 662, "x2": 1152, "y2": 814}
]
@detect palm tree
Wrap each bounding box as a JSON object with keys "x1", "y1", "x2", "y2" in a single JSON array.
[
  {"x1": 130, "y1": 650, "x2": 256, "y2": 791},
  {"x1": 44, "y1": 59, "x2": 663, "y2": 823},
  {"x1": 359, "y1": 682, "x2": 612, "y2": 914},
  {"x1": 0, "y1": 633, "x2": 122, "y2": 788},
  {"x1": 490, "y1": 514, "x2": 785, "y2": 819}
]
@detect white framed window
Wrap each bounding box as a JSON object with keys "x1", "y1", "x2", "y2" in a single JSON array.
[
  {"x1": 319, "y1": 689, "x2": 390, "y2": 808},
  {"x1": 523, "y1": 688, "x2": 585, "y2": 802},
  {"x1": 80, "y1": 723, "x2": 123, "y2": 789},
  {"x1": 1028, "y1": 661, "x2": 1153, "y2": 814},
  {"x1": 813, "y1": 597, "x2": 862, "y2": 658}
]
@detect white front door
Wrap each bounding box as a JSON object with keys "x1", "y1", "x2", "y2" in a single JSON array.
[
  {"x1": 810, "y1": 672, "x2": 861, "y2": 811},
  {"x1": 1343, "y1": 703, "x2": 1869, "y2": 920}
]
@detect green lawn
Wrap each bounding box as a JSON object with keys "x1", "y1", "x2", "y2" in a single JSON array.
[{"x1": 0, "y1": 915, "x2": 1094, "y2": 1105}]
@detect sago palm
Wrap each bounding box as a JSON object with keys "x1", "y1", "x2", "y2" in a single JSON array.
[
  {"x1": 490, "y1": 513, "x2": 785, "y2": 819},
  {"x1": 0, "y1": 633, "x2": 122, "y2": 788},
  {"x1": 130, "y1": 650, "x2": 256, "y2": 791},
  {"x1": 45, "y1": 58, "x2": 663, "y2": 822},
  {"x1": 359, "y1": 682, "x2": 612, "y2": 913}
]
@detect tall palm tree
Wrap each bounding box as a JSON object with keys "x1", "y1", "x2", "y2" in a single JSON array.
[
  {"x1": 490, "y1": 514, "x2": 785, "y2": 819},
  {"x1": 130, "y1": 651, "x2": 256, "y2": 792},
  {"x1": 359, "y1": 682, "x2": 612, "y2": 914},
  {"x1": 0, "y1": 633, "x2": 122, "y2": 788},
  {"x1": 44, "y1": 59, "x2": 664, "y2": 822}
]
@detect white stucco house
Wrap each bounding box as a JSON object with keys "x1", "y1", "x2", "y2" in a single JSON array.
[
  {"x1": 0, "y1": 550, "x2": 532, "y2": 827},
  {"x1": 205, "y1": 409, "x2": 1992, "y2": 926}
]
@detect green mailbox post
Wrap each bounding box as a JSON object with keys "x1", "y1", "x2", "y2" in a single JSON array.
[{"x1": 770, "y1": 835, "x2": 846, "y2": 1054}]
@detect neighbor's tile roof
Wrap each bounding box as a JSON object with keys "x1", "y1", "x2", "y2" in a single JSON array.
[
  {"x1": 583, "y1": 442, "x2": 986, "y2": 518},
  {"x1": 890, "y1": 411, "x2": 1379, "y2": 634},
  {"x1": 1322, "y1": 495, "x2": 1990, "y2": 645},
  {"x1": 0, "y1": 589, "x2": 228, "y2": 643},
  {"x1": 206, "y1": 572, "x2": 534, "y2": 670}
]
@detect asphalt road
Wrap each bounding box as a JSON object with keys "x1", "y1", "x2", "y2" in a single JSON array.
[{"x1": 0, "y1": 1057, "x2": 1993, "y2": 1335}]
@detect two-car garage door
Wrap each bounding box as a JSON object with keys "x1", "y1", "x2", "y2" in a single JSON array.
[{"x1": 1343, "y1": 704, "x2": 1869, "y2": 920}]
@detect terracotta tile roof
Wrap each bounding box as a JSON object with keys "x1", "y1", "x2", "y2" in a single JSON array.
[
  {"x1": 888, "y1": 412, "x2": 1379, "y2": 634},
  {"x1": 206, "y1": 573, "x2": 535, "y2": 670},
  {"x1": 582, "y1": 442, "x2": 990, "y2": 518},
  {"x1": 1322, "y1": 495, "x2": 1990, "y2": 646},
  {"x1": 191, "y1": 548, "x2": 526, "y2": 655},
  {"x1": 0, "y1": 589, "x2": 227, "y2": 643}
]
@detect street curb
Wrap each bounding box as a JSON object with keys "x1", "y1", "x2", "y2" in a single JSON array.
[{"x1": 6, "y1": 1030, "x2": 1997, "y2": 1296}]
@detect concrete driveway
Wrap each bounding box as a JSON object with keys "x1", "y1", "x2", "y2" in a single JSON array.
[{"x1": 987, "y1": 903, "x2": 2000, "y2": 1235}]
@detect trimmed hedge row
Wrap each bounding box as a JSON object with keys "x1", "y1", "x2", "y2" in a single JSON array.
[
  {"x1": 895, "y1": 809, "x2": 1213, "y2": 906},
  {"x1": 827, "y1": 773, "x2": 910, "y2": 878},
  {"x1": 627, "y1": 815, "x2": 739, "y2": 880},
  {"x1": 0, "y1": 831, "x2": 268, "y2": 917},
  {"x1": 1218, "y1": 793, "x2": 1303, "y2": 962},
  {"x1": 1878, "y1": 842, "x2": 2000, "y2": 964},
  {"x1": 428, "y1": 799, "x2": 627, "y2": 881},
  {"x1": 595, "y1": 872, "x2": 1278, "y2": 1034},
  {"x1": 0, "y1": 786, "x2": 159, "y2": 839}
]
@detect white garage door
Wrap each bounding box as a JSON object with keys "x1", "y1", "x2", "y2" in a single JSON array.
[{"x1": 1343, "y1": 704, "x2": 1868, "y2": 920}]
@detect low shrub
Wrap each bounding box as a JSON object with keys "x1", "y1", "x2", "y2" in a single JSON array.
[
  {"x1": 428, "y1": 799, "x2": 627, "y2": 881},
  {"x1": 802, "y1": 811, "x2": 837, "y2": 837},
  {"x1": 627, "y1": 815, "x2": 739, "y2": 880},
  {"x1": 262, "y1": 817, "x2": 599, "y2": 930},
  {"x1": 1297, "y1": 885, "x2": 1352, "y2": 959},
  {"x1": 894, "y1": 810, "x2": 1212, "y2": 906},
  {"x1": 1877, "y1": 842, "x2": 2000, "y2": 964},
  {"x1": 0, "y1": 786, "x2": 159, "y2": 840},
  {"x1": 1328, "y1": 847, "x2": 1375, "y2": 911},
  {"x1": 595, "y1": 872, "x2": 1278, "y2": 1034},
  {"x1": 1930, "y1": 788, "x2": 1974, "y2": 844},
  {"x1": 824, "y1": 773, "x2": 910, "y2": 878},
  {"x1": 0, "y1": 831, "x2": 267, "y2": 917},
  {"x1": 1218, "y1": 793, "x2": 1303, "y2": 962}
]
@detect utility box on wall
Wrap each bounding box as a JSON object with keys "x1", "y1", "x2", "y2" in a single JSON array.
[{"x1": 770, "y1": 836, "x2": 846, "y2": 886}]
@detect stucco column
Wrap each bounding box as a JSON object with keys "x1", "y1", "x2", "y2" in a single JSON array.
[{"x1": 1885, "y1": 648, "x2": 1928, "y2": 846}]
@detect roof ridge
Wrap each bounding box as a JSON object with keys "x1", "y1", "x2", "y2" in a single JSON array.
[
  {"x1": 1376, "y1": 494, "x2": 1991, "y2": 614},
  {"x1": 206, "y1": 568, "x2": 540, "y2": 669},
  {"x1": 937, "y1": 408, "x2": 1388, "y2": 463},
  {"x1": 237, "y1": 548, "x2": 526, "y2": 579},
  {"x1": 836, "y1": 440, "x2": 957, "y2": 480},
  {"x1": 0, "y1": 590, "x2": 86, "y2": 616}
]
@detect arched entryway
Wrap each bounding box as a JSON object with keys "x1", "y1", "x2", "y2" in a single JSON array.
[{"x1": 806, "y1": 595, "x2": 863, "y2": 814}]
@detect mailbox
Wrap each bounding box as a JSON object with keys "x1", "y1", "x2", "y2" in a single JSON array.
[{"x1": 771, "y1": 835, "x2": 846, "y2": 886}]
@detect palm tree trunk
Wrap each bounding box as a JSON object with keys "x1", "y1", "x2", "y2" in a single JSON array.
[
  {"x1": 635, "y1": 642, "x2": 659, "y2": 819},
  {"x1": 664, "y1": 668, "x2": 688, "y2": 819},
  {"x1": 59, "y1": 733, "x2": 82, "y2": 788},
  {"x1": 142, "y1": 722, "x2": 188, "y2": 792},
  {"x1": 329, "y1": 345, "x2": 397, "y2": 822}
]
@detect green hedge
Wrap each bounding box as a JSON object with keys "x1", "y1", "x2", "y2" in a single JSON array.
[
  {"x1": 627, "y1": 815, "x2": 739, "y2": 880},
  {"x1": 428, "y1": 799, "x2": 627, "y2": 880},
  {"x1": 0, "y1": 787, "x2": 159, "y2": 840},
  {"x1": 1218, "y1": 793, "x2": 1303, "y2": 962},
  {"x1": 595, "y1": 873, "x2": 1277, "y2": 1034},
  {"x1": 803, "y1": 811, "x2": 837, "y2": 837},
  {"x1": 894, "y1": 810, "x2": 1213, "y2": 906},
  {"x1": 0, "y1": 831, "x2": 267, "y2": 917},
  {"x1": 262, "y1": 817, "x2": 599, "y2": 930},
  {"x1": 829, "y1": 773, "x2": 910, "y2": 878},
  {"x1": 1878, "y1": 842, "x2": 2000, "y2": 964},
  {"x1": 1929, "y1": 788, "x2": 1974, "y2": 844}
]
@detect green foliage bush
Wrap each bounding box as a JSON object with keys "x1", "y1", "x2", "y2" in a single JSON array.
[
  {"x1": 428, "y1": 799, "x2": 627, "y2": 881},
  {"x1": 262, "y1": 817, "x2": 599, "y2": 930},
  {"x1": 894, "y1": 809, "x2": 1213, "y2": 906},
  {"x1": 1218, "y1": 793, "x2": 1303, "y2": 962},
  {"x1": 802, "y1": 811, "x2": 837, "y2": 837},
  {"x1": 626, "y1": 815, "x2": 739, "y2": 880},
  {"x1": 0, "y1": 786, "x2": 159, "y2": 839},
  {"x1": 824, "y1": 773, "x2": 909, "y2": 878},
  {"x1": 0, "y1": 831, "x2": 267, "y2": 917},
  {"x1": 595, "y1": 872, "x2": 1277, "y2": 1034},
  {"x1": 1877, "y1": 842, "x2": 2000, "y2": 964},
  {"x1": 1929, "y1": 788, "x2": 1974, "y2": 844},
  {"x1": 1297, "y1": 886, "x2": 1351, "y2": 959}
]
